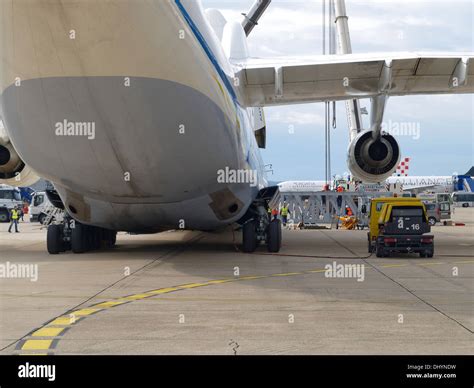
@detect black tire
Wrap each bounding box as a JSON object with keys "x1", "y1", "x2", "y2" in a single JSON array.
[
  {"x1": 0, "y1": 209, "x2": 10, "y2": 223},
  {"x1": 267, "y1": 219, "x2": 282, "y2": 253},
  {"x1": 38, "y1": 213, "x2": 46, "y2": 225},
  {"x1": 428, "y1": 217, "x2": 436, "y2": 226},
  {"x1": 462, "y1": 203, "x2": 469, "y2": 208},
  {"x1": 419, "y1": 252, "x2": 427, "y2": 258},
  {"x1": 72, "y1": 223, "x2": 87, "y2": 253},
  {"x1": 242, "y1": 220, "x2": 258, "y2": 253},
  {"x1": 47, "y1": 224, "x2": 64, "y2": 254},
  {"x1": 368, "y1": 239, "x2": 373, "y2": 253},
  {"x1": 375, "y1": 243, "x2": 384, "y2": 258},
  {"x1": 427, "y1": 248, "x2": 434, "y2": 258}
]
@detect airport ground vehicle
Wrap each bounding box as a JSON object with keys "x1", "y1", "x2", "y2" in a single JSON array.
[
  {"x1": 30, "y1": 191, "x2": 64, "y2": 225},
  {"x1": 423, "y1": 201, "x2": 451, "y2": 225},
  {"x1": 0, "y1": 184, "x2": 23, "y2": 222},
  {"x1": 451, "y1": 192, "x2": 474, "y2": 208},
  {"x1": 417, "y1": 193, "x2": 451, "y2": 204},
  {"x1": 30, "y1": 191, "x2": 52, "y2": 223},
  {"x1": 367, "y1": 197, "x2": 433, "y2": 257}
]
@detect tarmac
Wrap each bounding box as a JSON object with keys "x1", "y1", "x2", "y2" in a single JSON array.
[{"x1": 0, "y1": 208, "x2": 472, "y2": 355}]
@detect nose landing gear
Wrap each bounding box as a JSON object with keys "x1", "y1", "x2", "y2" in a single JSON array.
[{"x1": 241, "y1": 204, "x2": 282, "y2": 253}]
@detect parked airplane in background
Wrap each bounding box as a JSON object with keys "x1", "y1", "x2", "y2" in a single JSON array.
[
  {"x1": 278, "y1": 181, "x2": 328, "y2": 193},
  {"x1": 386, "y1": 158, "x2": 473, "y2": 193},
  {"x1": 0, "y1": 0, "x2": 473, "y2": 254}
]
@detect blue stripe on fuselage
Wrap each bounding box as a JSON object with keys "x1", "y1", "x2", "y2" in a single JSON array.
[{"x1": 174, "y1": 0, "x2": 238, "y2": 103}]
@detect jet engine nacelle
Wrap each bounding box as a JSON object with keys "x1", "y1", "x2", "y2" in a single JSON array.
[
  {"x1": 0, "y1": 142, "x2": 40, "y2": 186},
  {"x1": 347, "y1": 130, "x2": 400, "y2": 183}
]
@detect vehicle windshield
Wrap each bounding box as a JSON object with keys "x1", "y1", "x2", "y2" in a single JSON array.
[
  {"x1": 34, "y1": 195, "x2": 44, "y2": 206},
  {"x1": 392, "y1": 207, "x2": 423, "y2": 217},
  {"x1": 0, "y1": 190, "x2": 21, "y2": 201}
]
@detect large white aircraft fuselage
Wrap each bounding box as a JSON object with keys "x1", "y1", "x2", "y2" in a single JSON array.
[{"x1": 0, "y1": 1, "x2": 267, "y2": 232}]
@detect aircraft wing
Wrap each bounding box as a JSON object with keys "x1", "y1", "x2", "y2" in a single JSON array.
[{"x1": 239, "y1": 52, "x2": 474, "y2": 106}]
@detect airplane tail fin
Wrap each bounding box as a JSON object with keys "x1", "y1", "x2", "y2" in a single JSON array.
[
  {"x1": 464, "y1": 166, "x2": 474, "y2": 176},
  {"x1": 394, "y1": 157, "x2": 411, "y2": 176}
]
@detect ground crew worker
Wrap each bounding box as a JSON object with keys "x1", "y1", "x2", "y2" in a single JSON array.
[
  {"x1": 8, "y1": 206, "x2": 20, "y2": 233},
  {"x1": 345, "y1": 206, "x2": 353, "y2": 216},
  {"x1": 22, "y1": 203, "x2": 29, "y2": 221},
  {"x1": 280, "y1": 203, "x2": 290, "y2": 226},
  {"x1": 271, "y1": 208, "x2": 279, "y2": 220}
]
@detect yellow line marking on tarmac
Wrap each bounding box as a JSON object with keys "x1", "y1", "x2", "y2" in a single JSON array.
[
  {"x1": 123, "y1": 294, "x2": 153, "y2": 300},
  {"x1": 21, "y1": 340, "x2": 53, "y2": 350},
  {"x1": 418, "y1": 262, "x2": 446, "y2": 266},
  {"x1": 70, "y1": 308, "x2": 100, "y2": 316},
  {"x1": 178, "y1": 283, "x2": 209, "y2": 289},
  {"x1": 49, "y1": 317, "x2": 74, "y2": 326},
  {"x1": 18, "y1": 259, "x2": 473, "y2": 355},
  {"x1": 238, "y1": 276, "x2": 267, "y2": 280},
  {"x1": 19, "y1": 353, "x2": 49, "y2": 356},
  {"x1": 93, "y1": 300, "x2": 128, "y2": 308},
  {"x1": 271, "y1": 272, "x2": 303, "y2": 277},
  {"x1": 147, "y1": 287, "x2": 180, "y2": 295},
  {"x1": 206, "y1": 279, "x2": 234, "y2": 285},
  {"x1": 453, "y1": 260, "x2": 474, "y2": 264},
  {"x1": 31, "y1": 327, "x2": 65, "y2": 337}
]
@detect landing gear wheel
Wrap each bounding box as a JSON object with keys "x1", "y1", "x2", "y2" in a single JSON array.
[
  {"x1": 72, "y1": 223, "x2": 88, "y2": 254},
  {"x1": 47, "y1": 224, "x2": 64, "y2": 254},
  {"x1": 242, "y1": 220, "x2": 258, "y2": 253},
  {"x1": 267, "y1": 219, "x2": 282, "y2": 253}
]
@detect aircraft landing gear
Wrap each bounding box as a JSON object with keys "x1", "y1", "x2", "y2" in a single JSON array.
[
  {"x1": 267, "y1": 219, "x2": 282, "y2": 253},
  {"x1": 47, "y1": 215, "x2": 117, "y2": 254},
  {"x1": 241, "y1": 204, "x2": 282, "y2": 253}
]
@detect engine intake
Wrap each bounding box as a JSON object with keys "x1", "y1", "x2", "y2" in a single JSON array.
[
  {"x1": 347, "y1": 130, "x2": 400, "y2": 183},
  {"x1": 0, "y1": 142, "x2": 39, "y2": 186}
]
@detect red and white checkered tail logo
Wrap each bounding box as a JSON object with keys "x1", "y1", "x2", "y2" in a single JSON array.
[{"x1": 394, "y1": 157, "x2": 411, "y2": 176}]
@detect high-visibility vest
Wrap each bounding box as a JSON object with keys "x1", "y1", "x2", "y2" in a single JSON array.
[
  {"x1": 281, "y1": 207, "x2": 289, "y2": 216},
  {"x1": 11, "y1": 209, "x2": 19, "y2": 220}
]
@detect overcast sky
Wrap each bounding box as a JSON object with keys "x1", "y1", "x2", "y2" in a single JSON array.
[{"x1": 202, "y1": 0, "x2": 474, "y2": 180}]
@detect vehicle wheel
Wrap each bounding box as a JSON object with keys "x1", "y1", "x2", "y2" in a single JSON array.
[
  {"x1": 267, "y1": 219, "x2": 282, "y2": 253},
  {"x1": 47, "y1": 224, "x2": 64, "y2": 254},
  {"x1": 428, "y1": 217, "x2": 436, "y2": 226},
  {"x1": 0, "y1": 209, "x2": 9, "y2": 223},
  {"x1": 368, "y1": 239, "x2": 373, "y2": 253},
  {"x1": 375, "y1": 244, "x2": 384, "y2": 258},
  {"x1": 72, "y1": 223, "x2": 88, "y2": 253},
  {"x1": 427, "y1": 249, "x2": 434, "y2": 258},
  {"x1": 242, "y1": 220, "x2": 258, "y2": 253},
  {"x1": 419, "y1": 252, "x2": 427, "y2": 258},
  {"x1": 462, "y1": 203, "x2": 469, "y2": 208},
  {"x1": 38, "y1": 213, "x2": 46, "y2": 225}
]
